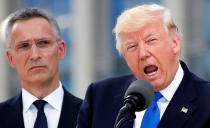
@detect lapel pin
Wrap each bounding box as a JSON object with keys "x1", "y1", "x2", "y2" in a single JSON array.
[{"x1": 181, "y1": 107, "x2": 188, "y2": 113}]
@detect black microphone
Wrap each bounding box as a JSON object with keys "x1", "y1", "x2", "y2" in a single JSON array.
[
  {"x1": 123, "y1": 79, "x2": 154, "y2": 113},
  {"x1": 114, "y1": 80, "x2": 154, "y2": 128}
]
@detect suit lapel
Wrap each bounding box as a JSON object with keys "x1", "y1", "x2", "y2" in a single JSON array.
[
  {"x1": 113, "y1": 76, "x2": 136, "y2": 128},
  {"x1": 7, "y1": 93, "x2": 25, "y2": 128},
  {"x1": 58, "y1": 88, "x2": 79, "y2": 128},
  {"x1": 158, "y1": 62, "x2": 198, "y2": 128}
]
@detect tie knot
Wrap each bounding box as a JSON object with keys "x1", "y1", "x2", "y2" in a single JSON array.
[
  {"x1": 33, "y1": 100, "x2": 47, "y2": 111},
  {"x1": 154, "y1": 92, "x2": 162, "y2": 102}
]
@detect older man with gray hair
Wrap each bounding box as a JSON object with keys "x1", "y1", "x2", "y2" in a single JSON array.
[
  {"x1": 0, "y1": 8, "x2": 82, "y2": 128},
  {"x1": 77, "y1": 4, "x2": 210, "y2": 128}
]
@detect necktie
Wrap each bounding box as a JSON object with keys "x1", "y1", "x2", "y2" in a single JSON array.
[
  {"x1": 141, "y1": 92, "x2": 163, "y2": 128},
  {"x1": 33, "y1": 100, "x2": 48, "y2": 128}
]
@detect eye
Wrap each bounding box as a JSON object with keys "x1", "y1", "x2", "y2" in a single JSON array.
[
  {"x1": 16, "y1": 43, "x2": 30, "y2": 49},
  {"x1": 126, "y1": 44, "x2": 137, "y2": 52},
  {"x1": 146, "y1": 38, "x2": 158, "y2": 44},
  {"x1": 150, "y1": 38, "x2": 157, "y2": 41},
  {"x1": 36, "y1": 40, "x2": 51, "y2": 47}
]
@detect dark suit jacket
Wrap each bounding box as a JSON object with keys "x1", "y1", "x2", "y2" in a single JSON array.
[
  {"x1": 0, "y1": 87, "x2": 82, "y2": 128},
  {"x1": 77, "y1": 61, "x2": 210, "y2": 128}
]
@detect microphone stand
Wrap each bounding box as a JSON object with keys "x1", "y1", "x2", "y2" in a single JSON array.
[
  {"x1": 114, "y1": 104, "x2": 136, "y2": 128},
  {"x1": 115, "y1": 113, "x2": 136, "y2": 128}
]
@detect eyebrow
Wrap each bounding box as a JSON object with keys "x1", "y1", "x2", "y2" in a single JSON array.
[
  {"x1": 142, "y1": 32, "x2": 159, "y2": 40},
  {"x1": 14, "y1": 40, "x2": 30, "y2": 45},
  {"x1": 15, "y1": 38, "x2": 50, "y2": 44},
  {"x1": 124, "y1": 40, "x2": 136, "y2": 46}
]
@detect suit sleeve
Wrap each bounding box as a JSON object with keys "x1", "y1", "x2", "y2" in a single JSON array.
[{"x1": 77, "y1": 84, "x2": 94, "y2": 128}]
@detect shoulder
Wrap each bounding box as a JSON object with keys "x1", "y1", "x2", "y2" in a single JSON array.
[
  {"x1": 0, "y1": 100, "x2": 9, "y2": 110},
  {"x1": 77, "y1": 74, "x2": 136, "y2": 128},
  {"x1": 0, "y1": 94, "x2": 21, "y2": 118},
  {"x1": 190, "y1": 72, "x2": 210, "y2": 92},
  {"x1": 89, "y1": 74, "x2": 136, "y2": 90},
  {"x1": 181, "y1": 61, "x2": 210, "y2": 101},
  {"x1": 181, "y1": 61, "x2": 210, "y2": 88},
  {"x1": 0, "y1": 94, "x2": 21, "y2": 109},
  {"x1": 183, "y1": 63, "x2": 210, "y2": 93},
  {"x1": 84, "y1": 74, "x2": 136, "y2": 102},
  {"x1": 191, "y1": 74, "x2": 210, "y2": 101},
  {"x1": 191, "y1": 74, "x2": 210, "y2": 103},
  {"x1": 63, "y1": 88, "x2": 82, "y2": 107}
]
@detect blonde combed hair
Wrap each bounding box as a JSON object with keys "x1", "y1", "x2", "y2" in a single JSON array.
[{"x1": 113, "y1": 4, "x2": 178, "y2": 55}]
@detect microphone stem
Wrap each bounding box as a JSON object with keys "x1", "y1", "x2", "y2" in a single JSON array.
[
  {"x1": 113, "y1": 109, "x2": 122, "y2": 128},
  {"x1": 114, "y1": 104, "x2": 135, "y2": 128},
  {"x1": 116, "y1": 113, "x2": 136, "y2": 128}
]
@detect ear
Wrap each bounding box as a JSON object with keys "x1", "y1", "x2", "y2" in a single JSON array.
[
  {"x1": 58, "y1": 40, "x2": 66, "y2": 60},
  {"x1": 6, "y1": 50, "x2": 15, "y2": 68},
  {"x1": 171, "y1": 33, "x2": 181, "y2": 55}
]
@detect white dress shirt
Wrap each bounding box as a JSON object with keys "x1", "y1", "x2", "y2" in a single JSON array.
[
  {"x1": 133, "y1": 64, "x2": 184, "y2": 128},
  {"x1": 22, "y1": 81, "x2": 64, "y2": 128}
]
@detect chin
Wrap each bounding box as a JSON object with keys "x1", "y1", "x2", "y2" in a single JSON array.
[
  {"x1": 30, "y1": 74, "x2": 49, "y2": 82},
  {"x1": 150, "y1": 81, "x2": 163, "y2": 91}
]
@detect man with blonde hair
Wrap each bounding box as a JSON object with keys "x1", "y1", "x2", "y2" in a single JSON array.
[{"x1": 77, "y1": 4, "x2": 210, "y2": 128}]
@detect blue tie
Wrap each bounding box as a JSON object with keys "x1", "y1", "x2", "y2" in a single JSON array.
[
  {"x1": 141, "y1": 92, "x2": 163, "y2": 128},
  {"x1": 33, "y1": 100, "x2": 48, "y2": 128}
]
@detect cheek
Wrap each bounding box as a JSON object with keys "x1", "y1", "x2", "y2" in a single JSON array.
[
  {"x1": 155, "y1": 42, "x2": 174, "y2": 60},
  {"x1": 12, "y1": 59, "x2": 27, "y2": 75},
  {"x1": 157, "y1": 50, "x2": 175, "y2": 77},
  {"x1": 46, "y1": 48, "x2": 60, "y2": 59},
  {"x1": 14, "y1": 56, "x2": 27, "y2": 68},
  {"x1": 124, "y1": 54, "x2": 139, "y2": 70},
  {"x1": 45, "y1": 51, "x2": 60, "y2": 65}
]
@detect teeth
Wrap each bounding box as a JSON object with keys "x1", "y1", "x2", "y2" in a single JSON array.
[{"x1": 146, "y1": 71, "x2": 157, "y2": 76}]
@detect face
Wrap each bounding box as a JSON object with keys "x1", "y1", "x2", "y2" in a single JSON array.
[
  {"x1": 120, "y1": 19, "x2": 180, "y2": 91},
  {"x1": 6, "y1": 17, "x2": 65, "y2": 86}
]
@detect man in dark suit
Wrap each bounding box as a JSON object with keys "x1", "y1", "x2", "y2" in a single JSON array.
[
  {"x1": 77, "y1": 4, "x2": 210, "y2": 128},
  {"x1": 0, "y1": 8, "x2": 82, "y2": 128}
]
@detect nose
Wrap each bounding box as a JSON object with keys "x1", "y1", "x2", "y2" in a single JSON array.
[
  {"x1": 29, "y1": 43, "x2": 41, "y2": 60},
  {"x1": 138, "y1": 42, "x2": 150, "y2": 60}
]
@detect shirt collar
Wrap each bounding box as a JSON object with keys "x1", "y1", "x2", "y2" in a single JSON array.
[
  {"x1": 22, "y1": 88, "x2": 38, "y2": 113},
  {"x1": 22, "y1": 81, "x2": 64, "y2": 112},
  {"x1": 160, "y1": 63, "x2": 184, "y2": 102},
  {"x1": 43, "y1": 82, "x2": 64, "y2": 111}
]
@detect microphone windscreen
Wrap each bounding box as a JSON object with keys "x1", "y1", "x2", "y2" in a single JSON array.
[{"x1": 124, "y1": 80, "x2": 154, "y2": 111}]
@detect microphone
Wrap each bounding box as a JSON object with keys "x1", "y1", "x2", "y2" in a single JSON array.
[
  {"x1": 114, "y1": 80, "x2": 154, "y2": 128},
  {"x1": 123, "y1": 79, "x2": 154, "y2": 113}
]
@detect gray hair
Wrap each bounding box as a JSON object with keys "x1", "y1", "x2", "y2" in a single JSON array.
[
  {"x1": 5, "y1": 7, "x2": 61, "y2": 47},
  {"x1": 113, "y1": 4, "x2": 179, "y2": 55}
]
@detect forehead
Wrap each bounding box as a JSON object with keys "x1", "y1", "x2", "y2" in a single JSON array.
[
  {"x1": 10, "y1": 17, "x2": 56, "y2": 41},
  {"x1": 119, "y1": 19, "x2": 165, "y2": 41}
]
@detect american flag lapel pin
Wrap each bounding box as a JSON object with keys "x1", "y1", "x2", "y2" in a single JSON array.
[{"x1": 181, "y1": 107, "x2": 188, "y2": 114}]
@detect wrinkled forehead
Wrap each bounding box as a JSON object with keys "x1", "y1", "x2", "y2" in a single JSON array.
[
  {"x1": 9, "y1": 17, "x2": 56, "y2": 44},
  {"x1": 115, "y1": 9, "x2": 165, "y2": 34},
  {"x1": 8, "y1": 17, "x2": 57, "y2": 40},
  {"x1": 119, "y1": 18, "x2": 165, "y2": 38},
  {"x1": 119, "y1": 19, "x2": 165, "y2": 40}
]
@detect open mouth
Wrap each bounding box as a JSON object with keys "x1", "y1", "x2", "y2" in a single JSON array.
[{"x1": 144, "y1": 65, "x2": 158, "y2": 76}]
